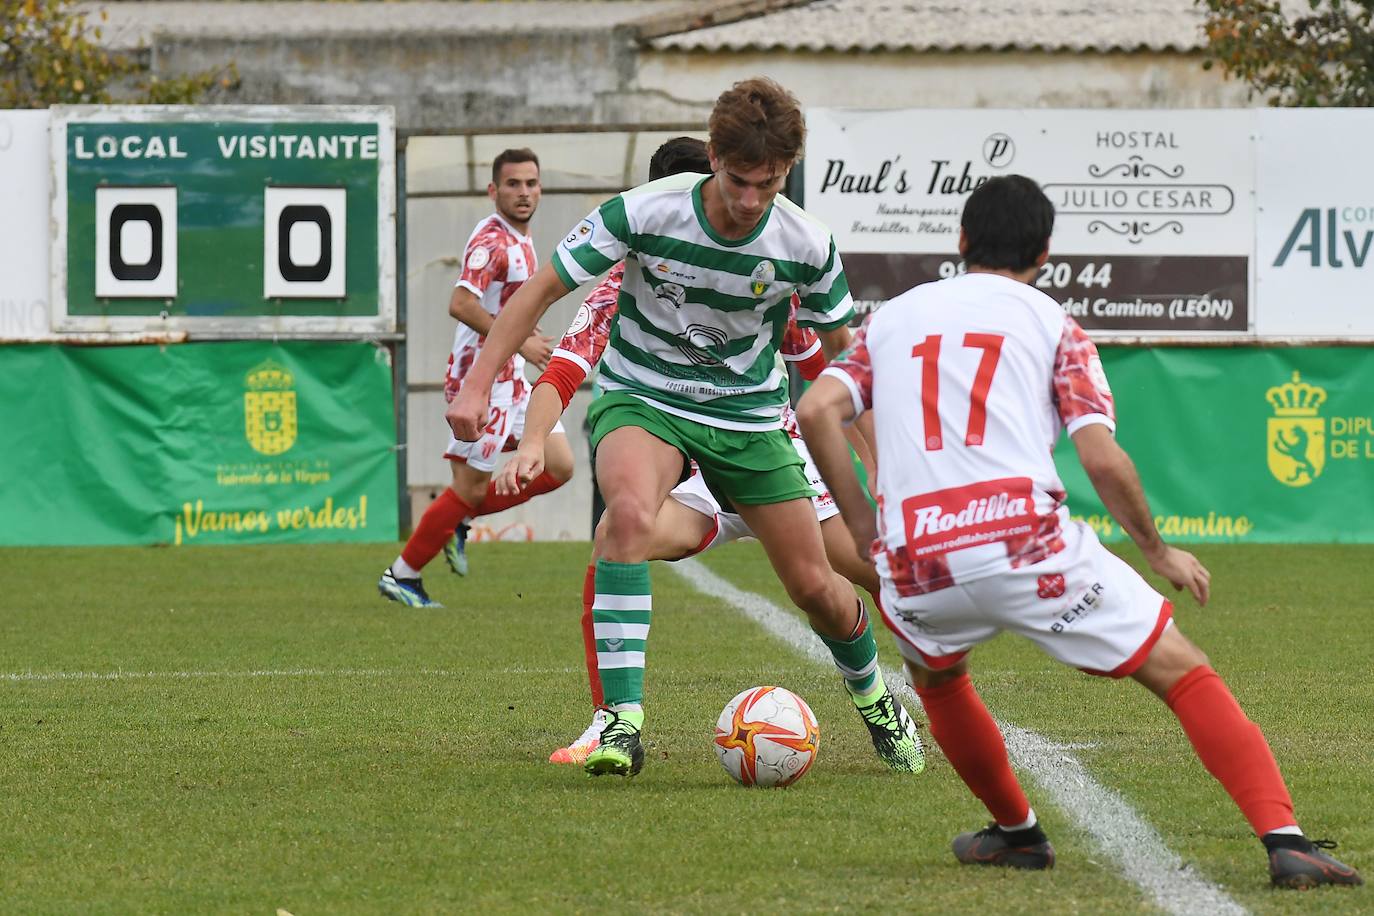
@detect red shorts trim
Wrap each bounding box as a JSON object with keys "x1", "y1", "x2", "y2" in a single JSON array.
[
  {"x1": 679, "y1": 516, "x2": 721, "y2": 560},
  {"x1": 912, "y1": 646, "x2": 971, "y2": 671},
  {"x1": 1080, "y1": 599, "x2": 1174, "y2": 679}
]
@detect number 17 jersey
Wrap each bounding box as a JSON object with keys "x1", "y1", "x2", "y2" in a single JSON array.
[{"x1": 822, "y1": 272, "x2": 1116, "y2": 596}]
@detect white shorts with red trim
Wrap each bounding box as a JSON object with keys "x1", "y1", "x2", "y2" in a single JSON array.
[
  {"x1": 878, "y1": 520, "x2": 1172, "y2": 678},
  {"x1": 444, "y1": 390, "x2": 566, "y2": 473},
  {"x1": 667, "y1": 436, "x2": 839, "y2": 556}
]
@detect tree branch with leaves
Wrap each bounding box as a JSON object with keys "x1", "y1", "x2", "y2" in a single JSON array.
[
  {"x1": 0, "y1": 0, "x2": 236, "y2": 108},
  {"x1": 1199, "y1": 0, "x2": 1374, "y2": 105}
]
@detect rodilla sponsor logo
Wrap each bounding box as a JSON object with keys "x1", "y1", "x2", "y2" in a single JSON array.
[
  {"x1": 902, "y1": 476, "x2": 1036, "y2": 557},
  {"x1": 1273, "y1": 208, "x2": 1374, "y2": 268}
]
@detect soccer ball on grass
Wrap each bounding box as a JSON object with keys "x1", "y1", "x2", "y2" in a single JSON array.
[{"x1": 713, "y1": 685, "x2": 819, "y2": 787}]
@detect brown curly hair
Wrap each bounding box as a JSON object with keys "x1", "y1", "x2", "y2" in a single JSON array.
[{"x1": 707, "y1": 77, "x2": 805, "y2": 170}]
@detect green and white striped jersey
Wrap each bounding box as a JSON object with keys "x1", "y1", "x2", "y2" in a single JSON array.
[{"x1": 552, "y1": 173, "x2": 854, "y2": 430}]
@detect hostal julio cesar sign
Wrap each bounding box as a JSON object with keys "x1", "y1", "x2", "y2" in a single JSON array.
[{"x1": 806, "y1": 109, "x2": 1252, "y2": 336}]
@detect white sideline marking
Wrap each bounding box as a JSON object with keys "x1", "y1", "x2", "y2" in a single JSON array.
[
  {"x1": 2, "y1": 666, "x2": 576, "y2": 683},
  {"x1": 669, "y1": 557, "x2": 1246, "y2": 916}
]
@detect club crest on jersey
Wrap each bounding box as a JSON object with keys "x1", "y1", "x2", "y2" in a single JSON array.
[
  {"x1": 565, "y1": 218, "x2": 595, "y2": 248},
  {"x1": 244, "y1": 360, "x2": 297, "y2": 456},
  {"x1": 568, "y1": 303, "x2": 593, "y2": 336},
  {"x1": 750, "y1": 260, "x2": 776, "y2": 297},
  {"x1": 1266, "y1": 371, "x2": 1326, "y2": 487},
  {"x1": 656, "y1": 282, "x2": 687, "y2": 310},
  {"x1": 466, "y1": 246, "x2": 490, "y2": 271}
]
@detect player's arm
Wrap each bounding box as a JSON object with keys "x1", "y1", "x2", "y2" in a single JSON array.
[
  {"x1": 448, "y1": 286, "x2": 495, "y2": 336},
  {"x1": 846, "y1": 412, "x2": 878, "y2": 481},
  {"x1": 495, "y1": 265, "x2": 622, "y2": 494},
  {"x1": 495, "y1": 382, "x2": 564, "y2": 495},
  {"x1": 446, "y1": 264, "x2": 572, "y2": 439},
  {"x1": 797, "y1": 375, "x2": 876, "y2": 558},
  {"x1": 1053, "y1": 314, "x2": 1209, "y2": 605},
  {"x1": 450, "y1": 203, "x2": 629, "y2": 441},
  {"x1": 817, "y1": 323, "x2": 852, "y2": 359},
  {"x1": 448, "y1": 286, "x2": 554, "y2": 369},
  {"x1": 814, "y1": 324, "x2": 879, "y2": 479},
  {"x1": 797, "y1": 317, "x2": 877, "y2": 558},
  {"x1": 1072, "y1": 425, "x2": 1209, "y2": 605}
]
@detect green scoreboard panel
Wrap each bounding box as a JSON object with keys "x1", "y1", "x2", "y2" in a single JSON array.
[{"x1": 50, "y1": 106, "x2": 396, "y2": 335}]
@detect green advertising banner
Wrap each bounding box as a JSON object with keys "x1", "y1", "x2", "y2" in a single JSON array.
[
  {"x1": 1053, "y1": 347, "x2": 1374, "y2": 543},
  {"x1": 0, "y1": 341, "x2": 397, "y2": 546}
]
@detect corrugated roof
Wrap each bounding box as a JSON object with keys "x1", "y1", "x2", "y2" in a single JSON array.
[
  {"x1": 648, "y1": 0, "x2": 1211, "y2": 53},
  {"x1": 87, "y1": 1, "x2": 703, "y2": 48}
]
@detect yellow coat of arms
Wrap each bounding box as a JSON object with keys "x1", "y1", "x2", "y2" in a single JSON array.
[
  {"x1": 1265, "y1": 371, "x2": 1325, "y2": 487},
  {"x1": 244, "y1": 360, "x2": 297, "y2": 456}
]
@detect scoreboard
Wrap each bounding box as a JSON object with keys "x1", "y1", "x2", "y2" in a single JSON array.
[{"x1": 50, "y1": 106, "x2": 396, "y2": 335}]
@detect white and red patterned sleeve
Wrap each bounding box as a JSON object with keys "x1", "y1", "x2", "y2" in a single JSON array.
[
  {"x1": 818, "y1": 315, "x2": 874, "y2": 417},
  {"x1": 1052, "y1": 315, "x2": 1115, "y2": 434},
  {"x1": 538, "y1": 262, "x2": 623, "y2": 409},
  {"x1": 455, "y1": 226, "x2": 509, "y2": 298},
  {"x1": 780, "y1": 294, "x2": 825, "y2": 380}
]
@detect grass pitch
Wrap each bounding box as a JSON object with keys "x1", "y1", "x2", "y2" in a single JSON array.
[{"x1": 1, "y1": 542, "x2": 1370, "y2": 913}]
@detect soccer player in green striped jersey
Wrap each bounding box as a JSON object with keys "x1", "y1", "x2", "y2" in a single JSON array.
[{"x1": 449, "y1": 77, "x2": 923, "y2": 777}]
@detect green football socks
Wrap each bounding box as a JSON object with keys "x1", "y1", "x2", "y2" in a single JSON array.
[
  {"x1": 592, "y1": 559, "x2": 652, "y2": 709},
  {"x1": 816, "y1": 604, "x2": 885, "y2": 705}
]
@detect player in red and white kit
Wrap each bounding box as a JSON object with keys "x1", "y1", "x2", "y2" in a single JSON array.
[
  {"x1": 495, "y1": 137, "x2": 897, "y2": 767},
  {"x1": 379, "y1": 148, "x2": 573, "y2": 608},
  {"x1": 798, "y1": 175, "x2": 1361, "y2": 888}
]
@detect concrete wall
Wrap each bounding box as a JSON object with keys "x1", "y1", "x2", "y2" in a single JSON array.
[
  {"x1": 150, "y1": 33, "x2": 1254, "y2": 130},
  {"x1": 151, "y1": 29, "x2": 641, "y2": 130},
  {"x1": 625, "y1": 50, "x2": 1255, "y2": 116}
]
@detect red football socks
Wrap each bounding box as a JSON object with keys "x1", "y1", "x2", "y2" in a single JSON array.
[
  {"x1": 1166, "y1": 665, "x2": 1296, "y2": 836},
  {"x1": 580, "y1": 563, "x2": 604, "y2": 707},
  {"x1": 916, "y1": 672, "x2": 1031, "y2": 826},
  {"x1": 472, "y1": 471, "x2": 565, "y2": 517},
  {"x1": 400, "y1": 488, "x2": 471, "y2": 571}
]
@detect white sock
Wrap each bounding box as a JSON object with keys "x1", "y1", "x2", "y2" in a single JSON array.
[
  {"x1": 1000, "y1": 809, "x2": 1037, "y2": 832},
  {"x1": 1266, "y1": 825, "x2": 1303, "y2": 837},
  {"x1": 392, "y1": 557, "x2": 422, "y2": 579}
]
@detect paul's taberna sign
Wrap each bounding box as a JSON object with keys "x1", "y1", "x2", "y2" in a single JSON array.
[{"x1": 806, "y1": 108, "x2": 1374, "y2": 341}]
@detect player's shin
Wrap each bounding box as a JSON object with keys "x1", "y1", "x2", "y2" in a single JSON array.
[
  {"x1": 1165, "y1": 665, "x2": 1297, "y2": 836},
  {"x1": 814, "y1": 598, "x2": 884, "y2": 703},
  {"x1": 915, "y1": 672, "x2": 1032, "y2": 826},
  {"x1": 399, "y1": 488, "x2": 473, "y2": 573},
  {"x1": 592, "y1": 559, "x2": 651, "y2": 718}
]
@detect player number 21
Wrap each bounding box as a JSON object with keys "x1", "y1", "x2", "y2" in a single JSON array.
[{"x1": 910, "y1": 333, "x2": 1005, "y2": 450}]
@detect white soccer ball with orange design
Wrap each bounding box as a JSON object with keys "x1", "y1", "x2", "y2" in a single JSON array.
[{"x1": 713, "y1": 686, "x2": 820, "y2": 787}]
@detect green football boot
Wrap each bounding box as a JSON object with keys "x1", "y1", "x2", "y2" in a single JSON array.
[
  {"x1": 857, "y1": 688, "x2": 926, "y2": 773},
  {"x1": 583, "y1": 708, "x2": 645, "y2": 778}
]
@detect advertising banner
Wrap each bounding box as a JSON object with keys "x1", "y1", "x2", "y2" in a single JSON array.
[
  {"x1": 0, "y1": 341, "x2": 398, "y2": 546},
  {"x1": 807, "y1": 109, "x2": 1254, "y2": 336},
  {"x1": 1052, "y1": 347, "x2": 1374, "y2": 542},
  {"x1": 1255, "y1": 108, "x2": 1374, "y2": 338},
  {"x1": 0, "y1": 110, "x2": 53, "y2": 340},
  {"x1": 50, "y1": 105, "x2": 396, "y2": 336}
]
